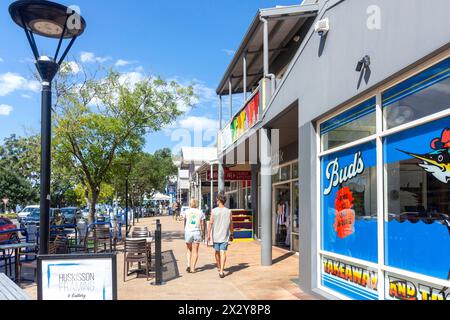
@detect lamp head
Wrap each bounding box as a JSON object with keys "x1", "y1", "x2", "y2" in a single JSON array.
[{"x1": 9, "y1": 0, "x2": 86, "y2": 39}]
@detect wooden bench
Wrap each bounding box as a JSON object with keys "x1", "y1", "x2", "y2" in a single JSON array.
[{"x1": 0, "y1": 273, "x2": 32, "y2": 300}]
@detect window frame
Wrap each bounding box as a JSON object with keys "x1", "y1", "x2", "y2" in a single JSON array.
[{"x1": 315, "y1": 50, "x2": 450, "y2": 300}]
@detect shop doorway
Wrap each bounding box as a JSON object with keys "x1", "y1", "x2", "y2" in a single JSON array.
[{"x1": 273, "y1": 184, "x2": 291, "y2": 249}]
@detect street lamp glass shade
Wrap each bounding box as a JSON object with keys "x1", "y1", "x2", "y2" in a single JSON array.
[{"x1": 9, "y1": 0, "x2": 86, "y2": 39}]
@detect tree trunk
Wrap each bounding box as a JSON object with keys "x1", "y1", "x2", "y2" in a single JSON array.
[
  {"x1": 89, "y1": 189, "x2": 99, "y2": 224},
  {"x1": 84, "y1": 187, "x2": 89, "y2": 209}
]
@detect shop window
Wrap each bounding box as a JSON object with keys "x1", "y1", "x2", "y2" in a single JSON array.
[
  {"x1": 383, "y1": 57, "x2": 450, "y2": 129},
  {"x1": 321, "y1": 141, "x2": 378, "y2": 263},
  {"x1": 292, "y1": 163, "x2": 298, "y2": 179},
  {"x1": 280, "y1": 165, "x2": 291, "y2": 181},
  {"x1": 272, "y1": 170, "x2": 280, "y2": 183},
  {"x1": 384, "y1": 116, "x2": 450, "y2": 280},
  {"x1": 321, "y1": 98, "x2": 376, "y2": 151}
]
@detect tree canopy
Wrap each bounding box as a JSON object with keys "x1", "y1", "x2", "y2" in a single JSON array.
[{"x1": 52, "y1": 64, "x2": 194, "y2": 220}]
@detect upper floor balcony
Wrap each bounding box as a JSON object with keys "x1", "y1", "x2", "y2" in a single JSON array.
[{"x1": 216, "y1": 2, "x2": 319, "y2": 153}]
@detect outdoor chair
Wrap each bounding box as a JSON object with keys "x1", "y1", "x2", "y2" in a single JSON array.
[
  {"x1": 86, "y1": 224, "x2": 114, "y2": 253},
  {"x1": 20, "y1": 240, "x2": 56, "y2": 283},
  {"x1": 130, "y1": 227, "x2": 152, "y2": 268},
  {"x1": 123, "y1": 238, "x2": 150, "y2": 282},
  {"x1": 54, "y1": 235, "x2": 68, "y2": 254},
  {"x1": 0, "y1": 247, "x2": 13, "y2": 277},
  {"x1": 131, "y1": 227, "x2": 149, "y2": 238}
]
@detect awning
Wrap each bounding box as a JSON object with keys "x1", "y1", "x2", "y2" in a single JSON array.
[
  {"x1": 216, "y1": 3, "x2": 318, "y2": 96},
  {"x1": 150, "y1": 193, "x2": 171, "y2": 201}
]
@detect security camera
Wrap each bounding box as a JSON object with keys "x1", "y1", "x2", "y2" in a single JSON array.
[{"x1": 315, "y1": 18, "x2": 329, "y2": 37}]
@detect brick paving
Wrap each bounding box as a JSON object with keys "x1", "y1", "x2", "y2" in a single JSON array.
[{"x1": 22, "y1": 215, "x2": 318, "y2": 300}]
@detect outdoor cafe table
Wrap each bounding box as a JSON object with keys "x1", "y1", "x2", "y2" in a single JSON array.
[{"x1": 0, "y1": 243, "x2": 37, "y2": 283}]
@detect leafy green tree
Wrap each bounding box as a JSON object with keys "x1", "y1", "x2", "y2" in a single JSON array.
[
  {"x1": 0, "y1": 167, "x2": 37, "y2": 210},
  {"x1": 0, "y1": 134, "x2": 40, "y2": 185},
  {"x1": 53, "y1": 67, "x2": 194, "y2": 221}
]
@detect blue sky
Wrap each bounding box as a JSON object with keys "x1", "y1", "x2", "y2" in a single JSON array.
[{"x1": 0, "y1": 0, "x2": 300, "y2": 154}]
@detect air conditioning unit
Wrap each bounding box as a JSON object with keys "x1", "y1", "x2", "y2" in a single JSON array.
[{"x1": 315, "y1": 18, "x2": 330, "y2": 37}]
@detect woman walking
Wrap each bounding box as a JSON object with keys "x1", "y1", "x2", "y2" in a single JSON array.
[
  {"x1": 182, "y1": 199, "x2": 205, "y2": 273},
  {"x1": 208, "y1": 192, "x2": 233, "y2": 278}
]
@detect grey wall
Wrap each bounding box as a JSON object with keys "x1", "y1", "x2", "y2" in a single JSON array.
[
  {"x1": 263, "y1": 0, "x2": 450, "y2": 296},
  {"x1": 265, "y1": 0, "x2": 450, "y2": 126}
]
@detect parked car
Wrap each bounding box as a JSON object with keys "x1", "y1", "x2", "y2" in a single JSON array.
[
  {"x1": 19, "y1": 208, "x2": 63, "y2": 229},
  {"x1": 0, "y1": 217, "x2": 19, "y2": 244},
  {"x1": 17, "y1": 205, "x2": 39, "y2": 219},
  {"x1": 60, "y1": 207, "x2": 81, "y2": 224}
]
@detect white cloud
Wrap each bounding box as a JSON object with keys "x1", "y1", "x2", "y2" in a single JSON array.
[
  {"x1": 61, "y1": 61, "x2": 82, "y2": 74},
  {"x1": 170, "y1": 77, "x2": 216, "y2": 108},
  {"x1": 80, "y1": 51, "x2": 111, "y2": 63},
  {"x1": 193, "y1": 82, "x2": 216, "y2": 105},
  {"x1": 0, "y1": 58, "x2": 3, "y2": 63},
  {"x1": 118, "y1": 71, "x2": 146, "y2": 88},
  {"x1": 179, "y1": 116, "x2": 219, "y2": 131},
  {"x1": 222, "y1": 49, "x2": 236, "y2": 57},
  {"x1": 0, "y1": 104, "x2": 13, "y2": 116},
  {"x1": 21, "y1": 94, "x2": 33, "y2": 99},
  {"x1": 115, "y1": 59, "x2": 133, "y2": 67},
  {"x1": 0, "y1": 72, "x2": 40, "y2": 96}
]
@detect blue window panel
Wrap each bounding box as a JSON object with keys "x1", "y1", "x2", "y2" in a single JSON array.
[
  {"x1": 320, "y1": 97, "x2": 376, "y2": 135},
  {"x1": 321, "y1": 141, "x2": 378, "y2": 263},
  {"x1": 383, "y1": 57, "x2": 450, "y2": 108},
  {"x1": 384, "y1": 116, "x2": 450, "y2": 280}
]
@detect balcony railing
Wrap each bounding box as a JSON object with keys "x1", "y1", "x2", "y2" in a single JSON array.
[{"x1": 218, "y1": 84, "x2": 261, "y2": 152}]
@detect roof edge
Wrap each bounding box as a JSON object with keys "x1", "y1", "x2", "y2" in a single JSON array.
[{"x1": 216, "y1": 3, "x2": 319, "y2": 95}]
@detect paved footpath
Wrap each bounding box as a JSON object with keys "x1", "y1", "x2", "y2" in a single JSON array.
[{"x1": 23, "y1": 216, "x2": 318, "y2": 300}]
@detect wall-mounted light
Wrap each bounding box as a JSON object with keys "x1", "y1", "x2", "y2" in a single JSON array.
[{"x1": 356, "y1": 55, "x2": 371, "y2": 72}]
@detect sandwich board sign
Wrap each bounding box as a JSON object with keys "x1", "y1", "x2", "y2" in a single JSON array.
[{"x1": 37, "y1": 253, "x2": 117, "y2": 300}]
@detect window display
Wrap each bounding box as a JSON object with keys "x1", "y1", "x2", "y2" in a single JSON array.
[
  {"x1": 321, "y1": 142, "x2": 378, "y2": 263},
  {"x1": 274, "y1": 186, "x2": 290, "y2": 248},
  {"x1": 384, "y1": 116, "x2": 450, "y2": 280},
  {"x1": 319, "y1": 55, "x2": 450, "y2": 300}
]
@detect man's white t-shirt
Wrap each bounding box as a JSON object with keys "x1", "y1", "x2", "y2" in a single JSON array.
[{"x1": 182, "y1": 208, "x2": 205, "y2": 232}]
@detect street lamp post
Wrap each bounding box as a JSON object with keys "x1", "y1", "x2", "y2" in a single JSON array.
[
  {"x1": 121, "y1": 163, "x2": 132, "y2": 237},
  {"x1": 9, "y1": 0, "x2": 86, "y2": 254}
]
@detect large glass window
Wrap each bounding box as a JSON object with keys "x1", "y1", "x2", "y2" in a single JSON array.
[
  {"x1": 383, "y1": 58, "x2": 450, "y2": 129},
  {"x1": 321, "y1": 141, "x2": 378, "y2": 263},
  {"x1": 319, "y1": 55, "x2": 450, "y2": 300},
  {"x1": 384, "y1": 116, "x2": 450, "y2": 280},
  {"x1": 321, "y1": 98, "x2": 376, "y2": 151}
]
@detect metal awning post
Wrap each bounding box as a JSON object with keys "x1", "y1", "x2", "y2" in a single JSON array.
[
  {"x1": 219, "y1": 95, "x2": 223, "y2": 130},
  {"x1": 229, "y1": 78, "x2": 233, "y2": 120},
  {"x1": 210, "y1": 164, "x2": 214, "y2": 211}
]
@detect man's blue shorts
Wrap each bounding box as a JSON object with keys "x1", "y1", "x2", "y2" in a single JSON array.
[{"x1": 213, "y1": 242, "x2": 229, "y2": 252}]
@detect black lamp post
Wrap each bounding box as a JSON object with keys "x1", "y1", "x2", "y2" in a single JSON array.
[
  {"x1": 121, "y1": 163, "x2": 132, "y2": 237},
  {"x1": 9, "y1": 0, "x2": 86, "y2": 254}
]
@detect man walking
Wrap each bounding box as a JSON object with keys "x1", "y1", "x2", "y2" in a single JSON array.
[{"x1": 208, "y1": 192, "x2": 233, "y2": 278}]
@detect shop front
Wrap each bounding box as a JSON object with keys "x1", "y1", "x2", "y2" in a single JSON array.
[
  {"x1": 271, "y1": 160, "x2": 300, "y2": 252},
  {"x1": 316, "y1": 55, "x2": 450, "y2": 300}
]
